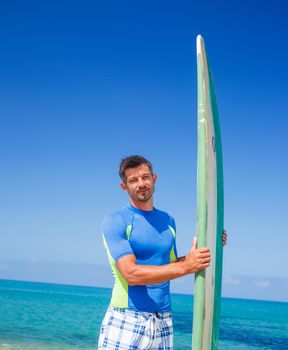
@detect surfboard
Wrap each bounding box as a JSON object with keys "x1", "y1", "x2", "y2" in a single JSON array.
[{"x1": 192, "y1": 35, "x2": 224, "y2": 350}]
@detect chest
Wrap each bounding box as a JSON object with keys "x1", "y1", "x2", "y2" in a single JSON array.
[{"x1": 128, "y1": 214, "x2": 174, "y2": 261}]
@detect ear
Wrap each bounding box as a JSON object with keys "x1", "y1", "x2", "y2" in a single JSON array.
[
  {"x1": 153, "y1": 173, "x2": 157, "y2": 184},
  {"x1": 120, "y1": 182, "x2": 128, "y2": 192}
]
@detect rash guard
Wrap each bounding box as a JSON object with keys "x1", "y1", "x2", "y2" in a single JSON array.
[{"x1": 102, "y1": 204, "x2": 178, "y2": 312}]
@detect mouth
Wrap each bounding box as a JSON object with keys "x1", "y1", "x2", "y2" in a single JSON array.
[{"x1": 137, "y1": 189, "x2": 149, "y2": 194}]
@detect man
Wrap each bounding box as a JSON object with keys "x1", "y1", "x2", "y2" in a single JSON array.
[{"x1": 98, "y1": 155, "x2": 227, "y2": 350}]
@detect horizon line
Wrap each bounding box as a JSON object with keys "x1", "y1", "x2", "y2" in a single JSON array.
[{"x1": 1, "y1": 277, "x2": 287, "y2": 304}]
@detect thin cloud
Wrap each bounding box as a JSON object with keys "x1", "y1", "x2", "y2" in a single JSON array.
[
  {"x1": 223, "y1": 274, "x2": 241, "y2": 285},
  {"x1": 253, "y1": 279, "x2": 271, "y2": 288}
]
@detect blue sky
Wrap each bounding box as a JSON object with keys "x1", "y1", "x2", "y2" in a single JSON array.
[{"x1": 0, "y1": 0, "x2": 287, "y2": 302}]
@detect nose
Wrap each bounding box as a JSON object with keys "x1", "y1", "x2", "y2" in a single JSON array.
[{"x1": 138, "y1": 177, "x2": 146, "y2": 187}]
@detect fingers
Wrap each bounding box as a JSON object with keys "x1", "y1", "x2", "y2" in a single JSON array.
[
  {"x1": 195, "y1": 249, "x2": 211, "y2": 265},
  {"x1": 197, "y1": 263, "x2": 210, "y2": 272},
  {"x1": 199, "y1": 259, "x2": 210, "y2": 266},
  {"x1": 200, "y1": 253, "x2": 211, "y2": 261},
  {"x1": 194, "y1": 258, "x2": 211, "y2": 273},
  {"x1": 185, "y1": 247, "x2": 211, "y2": 273},
  {"x1": 198, "y1": 247, "x2": 210, "y2": 253},
  {"x1": 222, "y1": 229, "x2": 228, "y2": 246},
  {"x1": 199, "y1": 251, "x2": 211, "y2": 263},
  {"x1": 189, "y1": 246, "x2": 210, "y2": 257}
]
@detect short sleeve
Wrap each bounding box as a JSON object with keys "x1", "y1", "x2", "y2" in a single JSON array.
[{"x1": 102, "y1": 213, "x2": 134, "y2": 263}]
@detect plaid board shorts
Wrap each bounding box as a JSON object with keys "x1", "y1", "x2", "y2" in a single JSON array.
[{"x1": 98, "y1": 307, "x2": 174, "y2": 350}]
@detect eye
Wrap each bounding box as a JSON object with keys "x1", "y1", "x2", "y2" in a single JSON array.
[{"x1": 128, "y1": 178, "x2": 137, "y2": 184}]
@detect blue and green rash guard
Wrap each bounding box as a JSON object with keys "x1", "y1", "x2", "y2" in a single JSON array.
[{"x1": 102, "y1": 204, "x2": 178, "y2": 312}]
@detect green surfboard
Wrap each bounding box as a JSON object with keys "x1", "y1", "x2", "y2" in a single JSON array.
[{"x1": 192, "y1": 35, "x2": 224, "y2": 350}]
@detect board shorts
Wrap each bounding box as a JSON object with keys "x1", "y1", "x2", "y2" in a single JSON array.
[{"x1": 98, "y1": 307, "x2": 174, "y2": 350}]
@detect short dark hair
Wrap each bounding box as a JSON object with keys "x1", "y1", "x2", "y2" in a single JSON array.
[{"x1": 119, "y1": 155, "x2": 153, "y2": 182}]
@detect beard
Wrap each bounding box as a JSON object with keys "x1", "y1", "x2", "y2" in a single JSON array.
[{"x1": 129, "y1": 186, "x2": 155, "y2": 203}]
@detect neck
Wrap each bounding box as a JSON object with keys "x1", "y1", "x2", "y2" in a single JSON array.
[{"x1": 130, "y1": 198, "x2": 154, "y2": 211}]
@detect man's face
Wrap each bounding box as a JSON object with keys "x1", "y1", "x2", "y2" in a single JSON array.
[{"x1": 120, "y1": 164, "x2": 157, "y2": 203}]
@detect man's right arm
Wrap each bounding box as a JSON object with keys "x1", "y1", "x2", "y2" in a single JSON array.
[{"x1": 116, "y1": 238, "x2": 210, "y2": 286}]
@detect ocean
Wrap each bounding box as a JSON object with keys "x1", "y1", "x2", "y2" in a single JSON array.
[{"x1": 0, "y1": 279, "x2": 287, "y2": 350}]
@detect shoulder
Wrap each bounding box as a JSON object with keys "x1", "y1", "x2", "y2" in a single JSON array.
[{"x1": 102, "y1": 207, "x2": 134, "y2": 230}]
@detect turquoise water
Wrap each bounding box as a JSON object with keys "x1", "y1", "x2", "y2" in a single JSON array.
[{"x1": 0, "y1": 279, "x2": 287, "y2": 349}]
